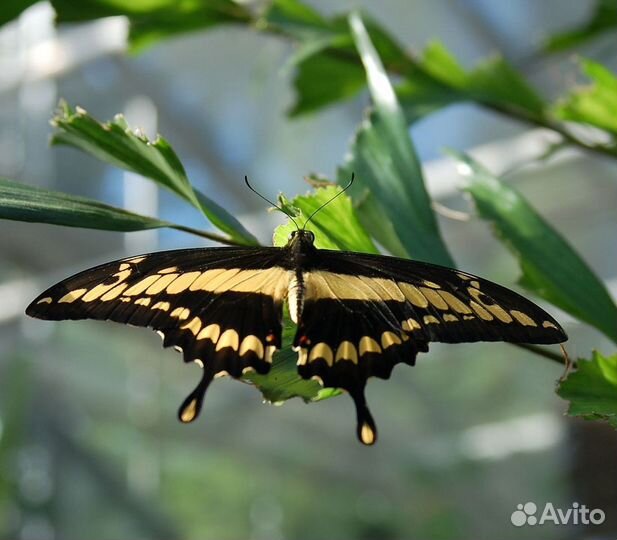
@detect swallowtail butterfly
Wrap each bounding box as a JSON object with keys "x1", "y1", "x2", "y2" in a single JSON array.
[{"x1": 26, "y1": 182, "x2": 567, "y2": 445}]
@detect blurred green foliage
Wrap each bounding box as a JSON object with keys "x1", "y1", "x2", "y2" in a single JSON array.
[
  {"x1": 1, "y1": 0, "x2": 617, "y2": 425},
  {"x1": 1, "y1": 6, "x2": 617, "y2": 534}
]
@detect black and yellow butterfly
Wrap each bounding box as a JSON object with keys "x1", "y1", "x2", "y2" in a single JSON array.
[{"x1": 27, "y1": 219, "x2": 567, "y2": 445}]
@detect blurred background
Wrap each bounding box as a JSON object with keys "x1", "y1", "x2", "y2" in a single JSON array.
[{"x1": 1, "y1": 1, "x2": 617, "y2": 539}]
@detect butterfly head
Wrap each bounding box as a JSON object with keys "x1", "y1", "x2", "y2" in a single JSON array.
[{"x1": 287, "y1": 229, "x2": 315, "y2": 250}]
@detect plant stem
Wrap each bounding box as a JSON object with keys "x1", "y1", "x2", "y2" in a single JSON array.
[
  {"x1": 514, "y1": 343, "x2": 574, "y2": 367},
  {"x1": 170, "y1": 224, "x2": 257, "y2": 246}
]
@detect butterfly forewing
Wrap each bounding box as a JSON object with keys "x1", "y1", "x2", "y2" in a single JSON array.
[{"x1": 27, "y1": 246, "x2": 290, "y2": 421}]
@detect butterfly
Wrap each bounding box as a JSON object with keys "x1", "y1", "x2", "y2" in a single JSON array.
[{"x1": 26, "y1": 180, "x2": 567, "y2": 445}]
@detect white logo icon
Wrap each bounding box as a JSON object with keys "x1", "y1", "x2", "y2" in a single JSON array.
[{"x1": 511, "y1": 502, "x2": 605, "y2": 527}]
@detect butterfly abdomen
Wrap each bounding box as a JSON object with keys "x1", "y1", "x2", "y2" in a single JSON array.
[{"x1": 287, "y1": 270, "x2": 305, "y2": 324}]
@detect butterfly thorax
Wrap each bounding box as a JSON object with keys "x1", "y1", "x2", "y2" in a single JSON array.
[{"x1": 286, "y1": 229, "x2": 316, "y2": 324}]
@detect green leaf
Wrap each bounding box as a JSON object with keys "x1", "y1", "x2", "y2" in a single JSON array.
[
  {"x1": 554, "y1": 59, "x2": 617, "y2": 136},
  {"x1": 51, "y1": 101, "x2": 257, "y2": 246},
  {"x1": 264, "y1": 0, "x2": 413, "y2": 116},
  {"x1": 412, "y1": 41, "x2": 545, "y2": 120},
  {"x1": 343, "y1": 13, "x2": 454, "y2": 267},
  {"x1": 244, "y1": 319, "x2": 341, "y2": 404},
  {"x1": 289, "y1": 54, "x2": 366, "y2": 116},
  {"x1": 452, "y1": 150, "x2": 617, "y2": 343},
  {"x1": 261, "y1": 0, "x2": 328, "y2": 36},
  {"x1": 50, "y1": 0, "x2": 251, "y2": 51},
  {"x1": 272, "y1": 184, "x2": 378, "y2": 253},
  {"x1": 0, "y1": 0, "x2": 38, "y2": 27},
  {"x1": 543, "y1": 0, "x2": 617, "y2": 52},
  {"x1": 0, "y1": 177, "x2": 171, "y2": 232},
  {"x1": 557, "y1": 351, "x2": 617, "y2": 429}
]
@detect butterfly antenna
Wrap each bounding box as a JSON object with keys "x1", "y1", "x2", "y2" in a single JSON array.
[
  {"x1": 302, "y1": 172, "x2": 355, "y2": 229},
  {"x1": 244, "y1": 175, "x2": 300, "y2": 230}
]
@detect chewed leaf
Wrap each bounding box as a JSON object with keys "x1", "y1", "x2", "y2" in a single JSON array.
[
  {"x1": 51, "y1": 101, "x2": 257, "y2": 246},
  {"x1": 554, "y1": 59, "x2": 617, "y2": 136},
  {"x1": 558, "y1": 351, "x2": 617, "y2": 429},
  {"x1": 273, "y1": 185, "x2": 378, "y2": 253}
]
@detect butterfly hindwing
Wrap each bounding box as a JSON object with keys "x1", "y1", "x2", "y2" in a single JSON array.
[
  {"x1": 293, "y1": 248, "x2": 567, "y2": 444},
  {"x1": 27, "y1": 246, "x2": 290, "y2": 421}
]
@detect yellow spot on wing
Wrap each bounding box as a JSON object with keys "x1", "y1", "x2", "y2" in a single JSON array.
[
  {"x1": 467, "y1": 288, "x2": 512, "y2": 322},
  {"x1": 135, "y1": 297, "x2": 151, "y2": 306},
  {"x1": 146, "y1": 274, "x2": 179, "y2": 295},
  {"x1": 171, "y1": 307, "x2": 190, "y2": 320},
  {"x1": 398, "y1": 282, "x2": 428, "y2": 308},
  {"x1": 359, "y1": 336, "x2": 381, "y2": 356},
  {"x1": 422, "y1": 280, "x2": 441, "y2": 289},
  {"x1": 296, "y1": 349, "x2": 308, "y2": 366},
  {"x1": 470, "y1": 301, "x2": 493, "y2": 321},
  {"x1": 152, "y1": 301, "x2": 171, "y2": 311},
  {"x1": 100, "y1": 283, "x2": 129, "y2": 301},
  {"x1": 166, "y1": 272, "x2": 202, "y2": 294},
  {"x1": 128, "y1": 256, "x2": 146, "y2": 264},
  {"x1": 59, "y1": 289, "x2": 87, "y2": 303},
  {"x1": 423, "y1": 315, "x2": 440, "y2": 325},
  {"x1": 81, "y1": 270, "x2": 132, "y2": 302},
  {"x1": 360, "y1": 423, "x2": 376, "y2": 445},
  {"x1": 438, "y1": 291, "x2": 472, "y2": 314},
  {"x1": 510, "y1": 310, "x2": 537, "y2": 327},
  {"x1": 381, "y1": 331, "x2": 402, "y2": 348},
  {"x1": 197, "y1": 324, "x2": 221, "y2": 343},
  {"x1": 304, "y1": 272, "x2": 405, "y2": 302},
  {"x1": 158, "y1": 266, "x2": 178, "y2": 274},
  {"x1": 119, "y1": 263, "x2": 130, "y2": 271},
  {"x1": 335, "y1": 341, "x2": 358, "y2": 363},
  {"x1": 401, "y1": 318, "x2": 421, "y2": 332},
  {"x1": 486, "y1": 304, "x2": 513, "y2": 323},
  {"x1": 420, "y1": 287, "x2": 448, "y2": 310},
  {"x1": 265, "y1": 345, "x2": 276, "y2": 363},
  {"x1": 180, "y1": 399, "x2": 197, "y2": 423},
  {"x1": 189, "y1": 267, "x2": 289, "y2": 298},
  {"x1": 239, "y1": 335, "x2": 265, "y2": 359},
  {"x1": 37, "y1": 297, "x2": 53, "y2": 304},
  {"x1": 309, "y1": 343, "x2": 333, "y2": 366},
  {"x1": 542, "y1": 320, "x2": 559, "y2": 330},
  {"x1": 443, "y1": 314, "x2": 459, "y2": 322},
  {"x1": 216, "y1": 329, "x2": 239, "y2": 351},
  {"x1": 124, "y1": 275, "x2": 160, "y2": 296},
  {"x1": 181, "y1": 317, "x2": 202, "y2": 335}
]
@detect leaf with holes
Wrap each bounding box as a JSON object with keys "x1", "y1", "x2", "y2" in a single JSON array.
[
  {"x1": 554, "y1": 59, "x2": 617, "y2": 137},
  {"x1": 558, "y1": 351, "x2": 617, "y2": 429},
  {"x1": 51, "y1": 101, "x2": 257, "y2": 246}
]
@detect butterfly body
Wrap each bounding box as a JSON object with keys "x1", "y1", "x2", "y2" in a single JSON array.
[{"x1": 27, "y1": 229, "x2": 567, "y2": 445}]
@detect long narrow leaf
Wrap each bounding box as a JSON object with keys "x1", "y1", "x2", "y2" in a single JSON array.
[
  {"x1": 0, "y1": 177, "x2": 170, "y2": 232},
  {"x1": 343, "y1": 13, "x2": 454, "y2": 266},
  {"x1": 50, "y1": 0, "x2": 252, "y2": 51},
  {"x1": 51, "y1": 102, "x2": 257, "y2": 246},
  {"x1": 451, "y1": 150, "x2": 617, "y2": 343}
]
